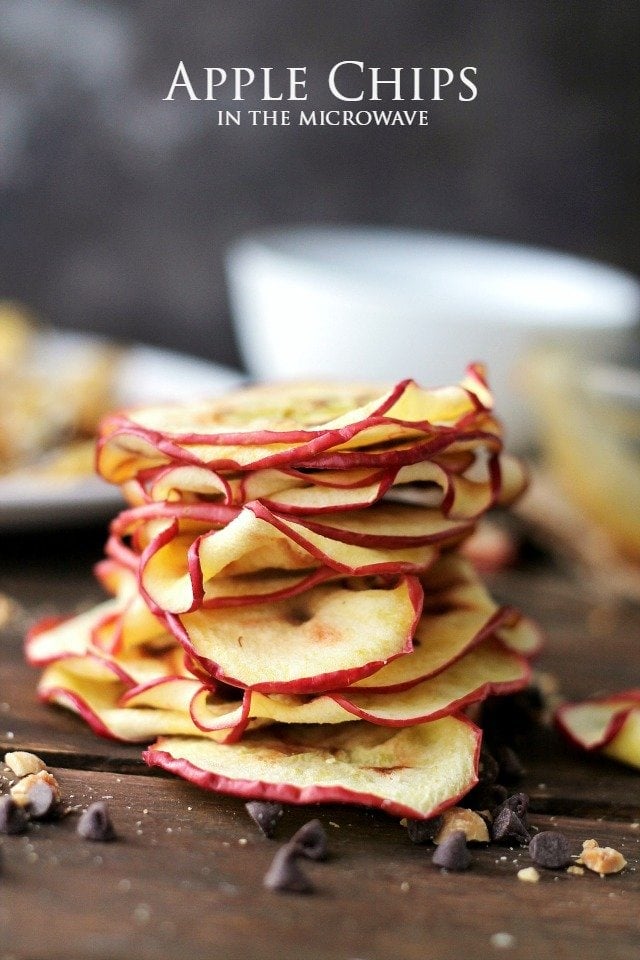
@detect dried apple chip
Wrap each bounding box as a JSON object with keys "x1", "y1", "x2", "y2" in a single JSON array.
[
  {"x1": 330, "y1": 638, "x2": 530, "y2": 724},
  {"x1": 37, "y1": 661, "x2": 211, "y2": 742},
  {"x1": 555, "y1": 691, "x2": 640, "y2": 770},
  {"x1": 97, "y1": 370, "x2": 500, "y2": 482},
  {"x1": 140, "y1": 506, "x2": 441, "y2": 613},
  {"x1": 350, "y1": 558, "x2": 518, "y2": 692},
  {"x1": 199, "y1": 636, "x2": 529, "y2": 730},
  {"x1": 272, "y1": 501, "x2": 474, "y2": 549},
  {"x1": 143, "y1": 716, "x2": 481, "y2": 819},
  {"x1": 170, "y1": 575, "x2": 422, "y2": 693},
  {"x1": 26, "y1": 599, "x2": 125, "y2": 666}
]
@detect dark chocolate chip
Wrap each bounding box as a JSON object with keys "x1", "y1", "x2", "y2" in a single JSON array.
[
  {"x1": 77, "y1": 801, "x2": 116, "y2": 841},
  {"x1": 528, "y1": 830, "x2": 572, "y2": 869},
  {"x1": 27, "y1": 781, "x2": 57, "y2": 820},
  {"x1": 263, "y1": 843, "x2": 314, "y2": 893},
  {"x1": 432, "y1": 831, "x2": 471, "y2": 871},
  {"x1": 493, "y1": 792, "x2": 530, "y2": 825},
  {"x1": 0, "y1": 795, "x2": 28, "y2": 835},
  {"x1": 405, "y1": 815, "x2": 442, "y2": 845},
  {"x1": 290, "y1": 819, "x2": 328, "y2": 861},
  {"x1": 491, "y1": 807, "x2": 531, "y2": 846},
  {"x1": 245, "y1": 801, "x2": 284, "y2": 839}
]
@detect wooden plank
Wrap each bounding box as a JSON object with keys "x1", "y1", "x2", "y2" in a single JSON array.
[{"x1": 1, "y1": 765, "x2": 639, "y2": 960}]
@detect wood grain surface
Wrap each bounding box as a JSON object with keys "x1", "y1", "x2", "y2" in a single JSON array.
[{"x1": 1, "y1": 525, "x2": 639, "y2": 960}]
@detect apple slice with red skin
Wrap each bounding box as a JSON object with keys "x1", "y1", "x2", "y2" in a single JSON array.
[
  {"x1": 293, "y1": 423, "x2": 503, "y2": 471},
  {"x1": 137, "y1": 513, "x2": 342, "y2": 615},
  {"x1": 25, "y1": 588, "x2": 176, "y2": 664},
  {"x1": 37, "y1": 660, "x2": 216, "y2": 742},
  {"x1": 98, "y1": 411, "x2": 502, "y2": 483},
  {"x1": 95, "y1": 379, "x2": 416, "y2": 481},
  {"x1": 26, "y1": 599, "x2": 125, "y2": 666},
  {"x1": 99, "y1": 371, "x2": 491, "y2": 454},
  {"x1": 143, "y1": 715, "x2": 482, "y2": 820},
  {"x1": 32, "y1": 641, "x2": 190, "y2": 689},
  {"x1": 96, "y1": 592, "x2": 174, "y2": 656},
  {"x1": 329, "y1": 638, "x2": 530, "y2": 724},
  {"x1": 555, "y1": 691, "x2": 640, "y2": 770},
  {"x1": 97, "y1": 370, "x2": 497, "y2": 482},
  {"x1": 139, "y1": 506, "x2": 442, "y2": 614},
  {"x1": 138, "y1": 463, "x2": 388, "y2": 508},
  {"x1": 189, "y1": 636, "x2": 529, "y2": 730},
  {"x1": 348, "y1": 558, "x2": 524, "y2": 693},
  {"x1": 266, "y1": 501, "x2": 474, "y2": 549},
  {"x1": 119, "y1": 675, "x2": 203, "y2": 711},
  {"x1": 168, "y1": 575, "x2": 423, "y2": 694}
]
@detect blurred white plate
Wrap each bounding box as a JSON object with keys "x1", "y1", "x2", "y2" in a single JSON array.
[
  {"x1": 0, "y1": 330, "x2": 246, "y2": 529},
  {"x1": 227, "y1": 226, "x2": 640, "y2": 448}
]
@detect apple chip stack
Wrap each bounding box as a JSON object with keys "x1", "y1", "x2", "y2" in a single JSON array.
[{"x1": 27, "y1": 367, "x2": 542, "y2": 819}]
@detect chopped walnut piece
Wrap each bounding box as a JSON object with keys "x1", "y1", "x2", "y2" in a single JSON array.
[
  {"x1": 517, "y1": 866, "x2": 540, "y2": 883},
  {"x1": 4, "y1": 751, "x2": 47, "y2": 778},
  {"x1": 578, "y1": 844, "x2": 627, "y2": 876},
  {"x1": 567, "y1": 865, "x2": 585, "y2": 876},
  {"x1": 581, "y1": 838, "x2": 599, "y2": 850},
  {"x1": 434, "y1": 807, "x2": 489, "y2": 845},
  {"x1": 10, "y1": 770, "x2": 61, "y2": 808}
]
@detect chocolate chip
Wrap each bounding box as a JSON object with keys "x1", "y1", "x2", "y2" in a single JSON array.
[
  {"x1": 0, "y1": 795, "x2": 28, "y2": 835},
  {"x1": 529, "y1": 830, "x2": 572, "y2": 869},
  {"x1": 77, "y1": 802, "x2": 116, "y2": 841},
  {"x1": 245, "y1": 801, "x2": 284, "y2": 839},
  {"x1": 290, "y1": 819, "x2": 328, "y2": 861},
  {"x1": 27, "y1": 781, "x2": 57, "y2": 820},
  {"x1": 263, "y1": 844, "x2": 314, "y2": 893},
  {"x1": 494, "y1": 792, "x2": 530, "y2": 824},
  {"x1": 432, "y1": 830, "x2": 471, "y2": 871},
  {"x1": 491, "y1": 807, "x2": 531, "y2": 846},
  {"x1": 405, "y1": 815, "x2": 442, "y2": 844}
]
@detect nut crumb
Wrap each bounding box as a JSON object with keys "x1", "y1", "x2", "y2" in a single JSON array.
[
  {"x1": 4, "y1": 751, "x2": 46, "y2": 778},
  {"x1": 490, "y1": 932, "x2": 516, "y2": 949},
  {"x1": 10, "y1": 770, "x2": 61, "y2": 807},
  {"x1": 578, "y1": 844, "x2": 627, "y2": 876},
  {"x1": 567, "y1": 865, "x2": 584, "y2": 876},
  {"x1": 517, "y1": 866, "x2": 540, "y2": 883},
  {"x1": 581, "y1": 838, "x2": 599, "y2": 850},
  {"x1": 435, "y1": 807, "x2": 489, "y2": 845}
]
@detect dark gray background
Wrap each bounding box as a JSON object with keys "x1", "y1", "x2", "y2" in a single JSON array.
[{"x1": 1, "y1": 0, "x2": 638, "y2": 369}]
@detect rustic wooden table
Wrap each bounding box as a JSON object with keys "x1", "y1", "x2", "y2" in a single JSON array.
[{"x1": 1, "y1": 524, "x2": 639, "y2": 960}]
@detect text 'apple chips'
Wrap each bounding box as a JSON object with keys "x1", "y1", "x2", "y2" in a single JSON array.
[{"x1": 27, "y1": 367, "x2": 542, "y2": 819}]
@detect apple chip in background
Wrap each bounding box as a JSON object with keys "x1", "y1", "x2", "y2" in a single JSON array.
[
  {"x1": 556, "y1": 690, "x2": 640, "y2": 770},
  {"x1": 516, "y1": 348, "x2": 640, "y2": 600}
]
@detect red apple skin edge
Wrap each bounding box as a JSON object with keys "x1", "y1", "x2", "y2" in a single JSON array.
[
  {"x1": 142, "y1": 716, "x2": 482, "y2": 821},
  {"x1": 331, "y1": 655, "x2": 532, "y2": 727},
  {"x1": 38, "y1": 686, "x2": 122, "y2": 742},
  {"x1": 555, "y1": 692, "x2": 640, "y2": 752}
]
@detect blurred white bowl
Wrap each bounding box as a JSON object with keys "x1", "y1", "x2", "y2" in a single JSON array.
[{"x1": 225, "y1": 226, "x2": 640, "y2": 447}]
